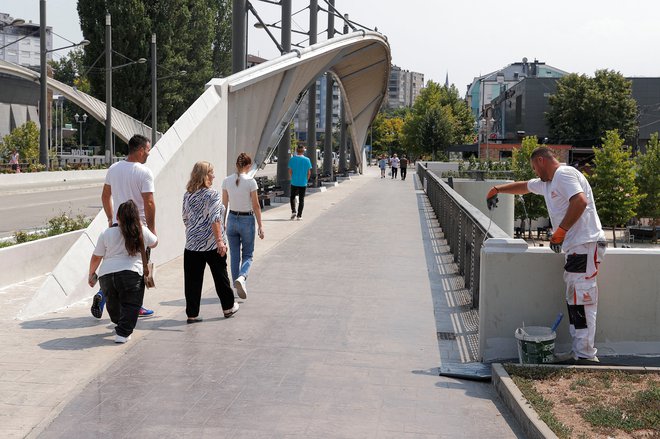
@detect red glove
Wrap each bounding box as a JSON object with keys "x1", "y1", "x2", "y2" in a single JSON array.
[
  {"x1": 486, "y1": 186, "x2": 499, "y2": 210},
  {"x1": 550, "y1": 226, "x2": 567, "y2": 253}
]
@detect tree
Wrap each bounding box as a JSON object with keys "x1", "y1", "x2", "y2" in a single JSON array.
[
  {"x1": 402, "y1": 81, "x2": 474, "y2": 160},
  {"x1": 547, "y1": 70, "x2": 638, "y2": 147},
  {"x1": 371, "y1": 112, "x2": 406, "y2": 157},
  {"x1": 1, "y1": 121, "x2": 40, "y2": 162},
  {"x1": 588, "y1": 130, "x2": 642, "y2": 247},
  {"x1": 511, "y1": 136, "x2": 548, "y2": 236},
  {"x1": 77, "y1": 0, "x2": 223, "y2": 150},
  {"x1": 212, "y1": 0, "x2": 232, "y2": 78},
  {"x1": 636, "y1": 133, "x2": 659, "y2": 241}
]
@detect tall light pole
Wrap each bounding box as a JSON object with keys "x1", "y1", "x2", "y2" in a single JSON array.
[
  {"x1": 322, "y1": 0, "x2": 335, "y2": 179},
  {"x1": 481, "y1": 116, "x2": 495, "y2": 161},
  {"x1": 232, "y1": 0, "x2": 247, "y2": 74},
  {"x1": 306, "y1": 0, "x2": 318, "y2": 186},
  {"x1": 105, "y1": 12, "x2": 112, "y2": 162},
  {"x1": 276, "y1": 0, "x2": 292, "y2": 196},
  {"x1": 38, "y1": 1, "x2": 88, "y2": 168},
  {"x1": 74, "y1": 113, "x2": 88, "y2": 147},
  {"x1": 151, "y1": 33, "x2": 157, "y2": 148}
]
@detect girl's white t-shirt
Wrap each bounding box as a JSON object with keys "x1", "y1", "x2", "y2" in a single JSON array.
[
  {"x1": 94, "y1": 226, "x2": 158, "y2": 277},
  {"x1": 221, "y1": 173, "x2": 258, "y2": 212}
]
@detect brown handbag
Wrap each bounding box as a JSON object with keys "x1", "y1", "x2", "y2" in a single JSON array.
[{"x1": 139, "y1": 241, "x2": 155, "y2": 289}]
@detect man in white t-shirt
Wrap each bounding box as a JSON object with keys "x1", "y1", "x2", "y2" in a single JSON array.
[
  {"x1": 485, "y1": 147, "x2": 606, "y2": 363},
  {"x1": 97, "y1": 134, "x2": 157, "y2": 318}
]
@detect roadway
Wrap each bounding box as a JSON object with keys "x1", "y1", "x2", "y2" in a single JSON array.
[{"x1": 0, "y1": 164, "x2": 279, "y2": 239}]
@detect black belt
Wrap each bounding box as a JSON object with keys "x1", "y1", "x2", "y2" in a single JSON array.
[{"x1": 229, "y1": 210, "x2": 253, "y2": 216}]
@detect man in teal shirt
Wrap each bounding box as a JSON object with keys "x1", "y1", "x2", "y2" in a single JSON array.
[{"x1": 288, "y1": 145, "x2": 312, "y2": 220}]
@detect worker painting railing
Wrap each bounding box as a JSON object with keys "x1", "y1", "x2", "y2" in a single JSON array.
[{"x1": 417, "y1": 163, "x2": 509, "y2": 308}]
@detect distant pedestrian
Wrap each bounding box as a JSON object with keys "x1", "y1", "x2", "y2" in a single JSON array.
[
  {"x1": 400, "y1": 155, "x2": 408, "y2": 180},
  {"x1": 390, "y1": 153, "x2": 400, "y2": 179},
  {"x1": 222, "y1": 153, "x2": 265, "y2": 300},
  {"x1": 87, "y1": 200, "x2": 158, "y2": 343},
  {"x1": 182, "y1": 161, "x2": 238, "y2": 322},
  {"x1": 97, "y1": 134, "x2": 156, "y2": 318},
  {"x1": 378, "y1": 155, "x2": 387, "y2": 178},
  {"x1": 288, "y1": 145, "x2": 312, "y2": 220},
  {"x1": 9, "y1": 149, "x2": 19, "y2": 173}
]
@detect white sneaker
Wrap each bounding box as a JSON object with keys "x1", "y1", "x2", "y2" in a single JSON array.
[
  {"x1": 114, "y1": 334, "x2": 131, "y2": 343},
  {"x1": 290, "y1": 213, "x2": 296, "y2": 220},
  {"x1": 234, "y1": 276, "x2": 247, "y2": 299},
  {"x1": 296, "y1": 216, "x2": 302, "y2": 221},
  {"x1": 224, "y1": 302, "x2": 240, "y2": 318}
]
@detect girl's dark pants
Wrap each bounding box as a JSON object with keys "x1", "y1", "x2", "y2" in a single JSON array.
[{"x1": 99, "y1": 270, "x2": 145, "y2": 337}]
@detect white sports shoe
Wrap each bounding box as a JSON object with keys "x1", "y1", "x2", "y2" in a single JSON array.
[
  {"x1": 290, "y1": 212, "x2": 296, "y2": 220},
  {"x1": 234, "y1": 276, "x2": 247, "y2": 299},
  {"x1": 114, "y1": 334, "x2": 131, "y2": 344}
]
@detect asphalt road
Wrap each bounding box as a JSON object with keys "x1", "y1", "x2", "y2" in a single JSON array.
[{"x1": 0, "y1": 164, "x2": 279, "y2": 239}]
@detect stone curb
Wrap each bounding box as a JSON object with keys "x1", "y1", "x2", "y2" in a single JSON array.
[{"x1": 492, "y1": 363, "x2": 558, "y2": 439}]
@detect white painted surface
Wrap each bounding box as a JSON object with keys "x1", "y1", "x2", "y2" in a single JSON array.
[
  {"x1": 0, "y1": 230, "x2": 83, "y2": 288},
  {"x1": 479, "y1": 242, "x2": 660, "y2": 361},
  {"x1": 452, "y1": 179, "x2": 514, "y2": 237},
  {"x1": 0, "y1": 169, "x2": 106, "y2": 187}
]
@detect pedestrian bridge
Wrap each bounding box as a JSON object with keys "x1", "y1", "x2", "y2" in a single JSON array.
[{"x1": 21, "y1": 31, "x2": 391, "y2": 318}]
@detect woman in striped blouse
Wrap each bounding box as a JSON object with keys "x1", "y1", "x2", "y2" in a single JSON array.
[{"x1": 182, "y1": 161, "x2": 238, "y2": 323}]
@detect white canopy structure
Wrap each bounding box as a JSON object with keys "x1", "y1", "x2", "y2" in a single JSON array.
[
  {"x1": 0, "y1": 59, "x2": 158, "y2": 144},
  {"x1": 21, "y1": 31, "x2": 390, "y2": 318}
]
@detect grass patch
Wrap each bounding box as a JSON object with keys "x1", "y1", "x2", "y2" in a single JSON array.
[{"x1": 510, "y1": 374, "x2": 573, "y2": 438}]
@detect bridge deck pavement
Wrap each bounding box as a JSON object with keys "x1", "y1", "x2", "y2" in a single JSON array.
[{"x1": 1, "y1": 166, "x2": 523, "y2": 438}]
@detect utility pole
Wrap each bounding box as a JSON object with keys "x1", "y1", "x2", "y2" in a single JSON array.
[
  {"x1": 322, "y1": 0, "x2": 335, "y2": 179},
  {"x1": 38, "y1": 0, "x2": 48, "y2": 166},
  {"x1": 232, "y1": 0, "x2": 247, "y2": 74},
  {"x1": 276, "y1": 0, "x2": 292, "y2": 196},
  {"x1": 105, "y1": 13, "x2": 112, "y2": 162},
  {"x1": 151, "y1": 33, "x2": 157, "y2": 147},
  {"x1": 306, "y1": 0, "x2": 318, "y2": 186},
  {"x1": 338, "y1": 14, "x2": 349, "y2": 175}
]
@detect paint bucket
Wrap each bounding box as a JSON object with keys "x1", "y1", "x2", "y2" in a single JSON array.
[{"x1": 515, "y1": 326, "x2": 556, "y2": 364}]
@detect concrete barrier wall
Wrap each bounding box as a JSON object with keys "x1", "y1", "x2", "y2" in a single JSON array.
[
  {"x1": 0, "y1": 230, "x2": 83, "y2": 288},
  {"x1": 479, "y1": 239, "x2": 660, "y2": 361},
  {"x1": 451, "y1": 179, "x2": 514, "y2": 237},
  {"x1": 0, "y1": 169, "x2": 106, "y2": 186},
  {"x1": 424, "y1": 162, "x2": 460, "y2": 176}
]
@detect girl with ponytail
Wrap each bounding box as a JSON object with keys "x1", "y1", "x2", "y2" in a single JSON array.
[
  {"x1": 88, "y1": 200, "x2": 158, "y2": 343},
  {"x1": 221, "y1": 152, "x2": 264, "y2": 300}
]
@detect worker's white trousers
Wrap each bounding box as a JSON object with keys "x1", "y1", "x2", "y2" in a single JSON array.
[{"x1": 563, "y1": 241, "x2": 607, "y2": 359}]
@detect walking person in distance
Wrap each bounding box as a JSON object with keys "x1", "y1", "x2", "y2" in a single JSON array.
[
  {"x1": 288, "y1": 145, "x2": 312, "y2": 221},
  {"x1": 222, "y1": 153, "x2": 265, "y2": 300}
]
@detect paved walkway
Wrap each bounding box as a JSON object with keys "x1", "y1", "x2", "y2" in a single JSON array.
[{"x1": 1, "y1": 166, "x2": 523, "y2": 438}]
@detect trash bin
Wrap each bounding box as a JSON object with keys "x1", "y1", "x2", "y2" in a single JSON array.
[{"x1": 515, "y1": 326, "x2": 556, "y2": 364}]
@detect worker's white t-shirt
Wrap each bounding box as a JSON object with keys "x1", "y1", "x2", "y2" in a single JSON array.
[
  {"x1": 105, "y1": 160, "x2": 155, "y2": 224},
  {"x1": 221, "y1": 173, "x2": 258, "y2": 212},
  {"x1": 527, "y1": 165, "x2": 605, "y2": 251}
]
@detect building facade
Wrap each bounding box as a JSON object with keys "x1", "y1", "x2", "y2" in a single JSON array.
[
  {"x1": 466, "y1": 58, "x2": 567, "y2": 119},
  {"x1": 293, "y1": 75, "x2": 341, "y2": 143},
  {"x1": 386, "y1": 65, "x2": 424, "y2": 109}
]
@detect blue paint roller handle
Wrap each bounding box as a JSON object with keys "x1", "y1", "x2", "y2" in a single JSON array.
[{"x1": 550, "y1": 313, "x2": 564, "y2": 332}]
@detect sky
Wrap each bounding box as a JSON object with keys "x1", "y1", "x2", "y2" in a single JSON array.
[{"x1": 5, "y1": 0, "x2": 660, "y2": 97}]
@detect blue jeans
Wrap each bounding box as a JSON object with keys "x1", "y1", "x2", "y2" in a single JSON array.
[{"x1": 227, "y1": 213, "x2": 255, "y2": 282}]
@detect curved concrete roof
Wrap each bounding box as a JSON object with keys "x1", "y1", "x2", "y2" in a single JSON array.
[
  {"x1": 22, "y1": 31, "x2": 391, "y2": 318},
  {"x1": 0, "y1": 59, "x2": 159, "y2": 144}
]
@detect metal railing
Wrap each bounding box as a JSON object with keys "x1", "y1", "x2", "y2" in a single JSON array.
[{"x1": 417, "y1": 163, "x2": 509, "y2": 308}]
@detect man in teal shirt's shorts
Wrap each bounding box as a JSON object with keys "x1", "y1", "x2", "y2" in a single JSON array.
[{"x1": 288, "y1": 145, "x2": 312, "y2": 220}]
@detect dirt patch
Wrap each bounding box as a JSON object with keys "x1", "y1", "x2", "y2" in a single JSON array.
[{"x1": 505, "y1": 366, "x2": 659, "y2": 439}]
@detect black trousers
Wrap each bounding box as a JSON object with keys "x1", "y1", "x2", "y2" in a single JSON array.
[
  {"x1": 391, "y1": 167, "x2": 398, "y2": 178},
  {"x1": 99, "y1": 270, "x2": 145, "y2": 337},
  {"x1": 400, "y1": 167, "x2": 407, "y2": 180},
  {"x1": 290, "y1": 185, "x2": 307, "y2": 217},
  {"x1": 184, "y1": 249, "x2": 235, "y2": 317}
]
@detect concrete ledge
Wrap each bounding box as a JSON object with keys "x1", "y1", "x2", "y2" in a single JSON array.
[
  {"x1": 321, "y1": 181, "x2": 339, "y2": 187},
  {"x1": 306, "y1": 186, "x2": 327, "y2": 194},
  {"x1": 0, "y1": 169, "x2": 107, "y2": 187},
  {"x1": 337, "y1": 176, "x2": 351, "y2": 182},
  {"x1": 492, "y1": 363, "x2": 558, "y2": 439},
  {"x1": 0, "y1": 230, "x2": 83, "y2": 288}
]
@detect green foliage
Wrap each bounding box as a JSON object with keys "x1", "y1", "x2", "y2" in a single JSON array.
[
  {"x1": 588, "y1": 130, "x2": 642, "y2": 246},
  {"x1": 402, "y1": 81, "x2": 475, "y2": 160},
  {"x1": 77, "y1": 0, "x2": 225, "y2": 149},
  {"x1": 371, "y1": 111, "x2": 407, "y2": 157},
  {"x1": 510, "y1": 375, "x2": 572, "y2": 438},
  {"x1": 12, "y1": 213, "x2": 91, "y2": 245},
  {"x1": 511, "y1": 137, "x2": 548, "y2": 225},
  {"x1": 547, "y1": 70, "x2": 638, "y2": 147},
  {"x1": 636, "y1": 133, "x2": 659, "y2": 225},
  {"x1": 0, "y1": 121, "x2": 40, "y2": 162}
]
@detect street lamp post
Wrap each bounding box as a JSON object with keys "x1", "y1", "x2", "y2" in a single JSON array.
[
  {"x1": 481, "y1": 116, "x2": 495, "y2": 161},
  {"x1": 74, "y1": 113, "x2": 88, "y2": 147},
  {"x1": 38, "y1": 0, "x2": 89, "y2": 168}
]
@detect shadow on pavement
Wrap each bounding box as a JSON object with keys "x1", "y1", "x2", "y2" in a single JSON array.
[
  {"x1": 39, "y1": 333, "x2": 115, "y2": 350},
  {"x1": 20, "y1": 316, "x2": 108, "y2": 330}
]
